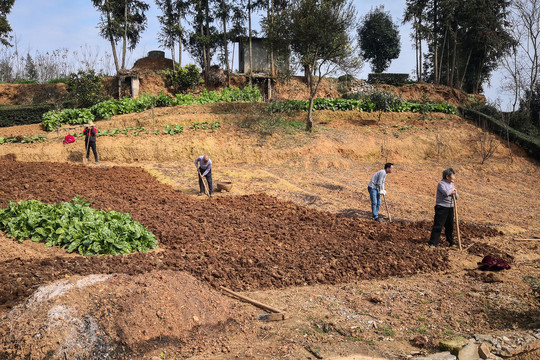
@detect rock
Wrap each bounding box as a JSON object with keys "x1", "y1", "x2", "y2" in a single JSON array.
[
  {"x1": 458, "y1": 340, "x2": 479, "y2": 360},
  {"x1": 412, "y1": 351, "x2": 456, "y2": 360},
  {"x1": 478, "y1": 343, "x2": 491, "y2": 359},
  {"x1": 474, "y1": 335, "x2": 495, "y2": 346},
  {"x1": 439, "y1": 337, "x2": 469, "y2": 356}
]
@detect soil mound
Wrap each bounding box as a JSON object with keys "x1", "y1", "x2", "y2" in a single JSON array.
[
  {"x1": 132, "y1": 57, "x2": 175, "y2": 72},
  {"x1": 0, "y1": 271, "x2": 249, "y2": 359}
]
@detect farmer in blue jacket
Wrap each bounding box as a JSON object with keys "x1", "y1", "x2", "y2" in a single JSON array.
[
  {"x1": 428, "y1": 168, "x2": 458, "y2": 248},
  {"x1": 194, "y1": 155, "x2": 213, "y2": 196}
]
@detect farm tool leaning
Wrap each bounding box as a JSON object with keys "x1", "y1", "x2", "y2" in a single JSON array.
[
  {"x1": 198, "y1": 169, "x2": 210, "y2": 197},
  {"x1": 452, "y1": 194, "x2": 462, "y2": 250},
  {"x1": 382, "y1": 194, "x2": 392, "y2": 222},
  {"x1": 82, "y1": 131, "x2": 90, "y2": 165}
]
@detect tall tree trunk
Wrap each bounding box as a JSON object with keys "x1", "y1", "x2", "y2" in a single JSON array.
[
  {"x1": 445, "y1": 33, "x2": 450, "y2": 85},
  {"x1": 305, "y1": 64, "x2": 314, "y2": 131},
  {"x1": 205, "y1": 0, "x2": 211, "y2": 72},
  {"x1": 198, "y1": 0, "x2": 207, "y2": 81},
  {"x1": 415, "y1": 18, "x2": 420, "y2": 81},
  {"x1": 419, "y1": 27, "x2": 423, "y2": 81},
  {"x1": 269, "y1": 0, "x2": 275, "y2": 77},
  {"x1": 121, "y1": 0, "x2": 128, "y2": 70},
  {"x1": 438, "y1": 28, "x2": 447, "y2": 84},
  {"x1": 450, "y1": 32, "x2": 457, "y2": 88},
  {"x1": 433, "y1": 0, "x2": 439, "y2": 84},
  {"x1": 171, "y1": 44, "x2": 176, "y2": 71},
  {"x1": 221, "y1": 0, "x2": 230, "y2": 86},
  {"x1": 105, "y1": 0, "x2": 120, "y2": 73},
  {"x1": 460, "y1": 49, "x2": 471, "y2": 90},
  {"x1": 474, "y1": 53, "x2": 486, "y2": 94},
  {"x1": 178, "y1": 18, "x2": 183, "y2": 66},
  {"x1": 306, "y1": 95, "x2": 314, "y2": 132},
  {"x1": 248, "y1": 0, "x2": 253, "y2": 86}
]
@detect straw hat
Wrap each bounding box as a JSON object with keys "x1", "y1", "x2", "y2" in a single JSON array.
[{"x1": 87, "y1": 121, "x2": 95, "y2": 127}]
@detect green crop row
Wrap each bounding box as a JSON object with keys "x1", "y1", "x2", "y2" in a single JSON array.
[
  {"x1": 267, "y1": 98, "x2": 458, "y2": 114},
  {"x1": 0, "y1": 135, "x2": 47, "y2": 144},
  {"x1": 1, "y1": 122, "x2": 221, "y2": 146},
  {"x1": 0, "y1": 197, "x2": 158, "y2": 256},
  {"x1": 42, "y1": 86, "x2": 261, "y2": 131},
  {"x1": 0, "y1": 104, "x2": 54, "y2": 128}
]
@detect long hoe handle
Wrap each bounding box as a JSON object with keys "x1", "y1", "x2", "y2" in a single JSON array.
[
  {"x1": 83, "y1": 130, "x2": 90, "y2": 165},
  {"x1": 220, "y1": 286, "x2": 283, "y2": 314},
  {"x1": 452, "y1": 194, "x2": 462, "y2": 251},
  {"x1": 198, "y1": 169, "x2": 210, "y2": 197},
  {"x1": 382, "y1": 194, "x2": 392, "y2": 222}
]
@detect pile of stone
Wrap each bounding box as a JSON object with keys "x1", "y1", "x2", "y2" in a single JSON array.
[
  {"x1": 409, "y1": 330, "x2": 540, "y2": 360},
  {"x1": 347, "y1": 79, "x2": 375, "y2": 95},
  {"x1": 474, "y1": 331, "x2": 540, "y2": 357}
]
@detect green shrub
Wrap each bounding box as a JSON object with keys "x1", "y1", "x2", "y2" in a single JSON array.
[
  {"x1": 267, "y1": 96, "x2": 457, "y2": 115},
  {"x1": 367, "y1": 90, "x2": 403, "y2": 111},
  {"x1": 0, "y1": 197, "x2": 158, "y2": 256},
  {"x1": 41, "y1": 86, "x2": 262, "y2": 131},
  {"x1": 0, "y1": 104, "x2": 54, "y2": 128},
  {"x1": 338, "y1": 74, "x2": 355, "y2": 83},
  {"x1": 163, "y1": 64, "x2": 202, "y2": 93},
  {"x1": 66, "y1": 69, "x2": 108, "y2": 108}
]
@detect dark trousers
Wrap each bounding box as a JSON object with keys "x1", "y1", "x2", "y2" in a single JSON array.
[
  {"x1": 198, "y1": 169, "x2": 213, "y2": 194},
  {"x1": 86, "y1": 141, "x2": 98, "y2": 162},
  {"x1": 429, "y1": 205, "x2": 454, "y2": 246}
]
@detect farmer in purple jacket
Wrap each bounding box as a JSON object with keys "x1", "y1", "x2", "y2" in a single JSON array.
[
  {"x1": 194, "y1": 155, "x2": 213, "y2": 196},
  {"x1": 428, "y1": 168, "x2": 458, "y2": 248}
]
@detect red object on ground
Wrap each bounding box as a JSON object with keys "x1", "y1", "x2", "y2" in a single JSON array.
[
  {"x1": 478, "y1": 255, "x2": 511, "y2": 271},
  {"x1": 63, "y1": 134, "x2": 75, "y2": 144}
]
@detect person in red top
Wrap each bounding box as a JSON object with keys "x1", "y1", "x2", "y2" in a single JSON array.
[{"x1": 83, "y1": 121, "x2": 98, "y2": 164}]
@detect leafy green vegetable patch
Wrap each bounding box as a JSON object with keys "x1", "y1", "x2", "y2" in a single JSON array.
[
  {"x1": 0, "y1": 197, "x2": 158, "y2": 256},
  {"x1": 0, "y1": 135, "x2": 47, "y2": 145}
]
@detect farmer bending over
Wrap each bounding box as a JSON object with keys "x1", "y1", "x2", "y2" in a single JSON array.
[
  {"x1": 368, "y1": 163, "x2": 393, "y2": 222},
  {"x1": 428, "y1": 168, "x2": 458, "y2": 248},
  {"x1": 83, "y1": 121, "x2": 98, "y2": 164},
  {"x1": 194, "y1": 155, "x2": 213, "y2": 196}
]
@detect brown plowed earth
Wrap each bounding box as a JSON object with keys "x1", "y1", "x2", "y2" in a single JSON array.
[{"x1": 0, "y1": 156, "x2": 500, "y2": 312}]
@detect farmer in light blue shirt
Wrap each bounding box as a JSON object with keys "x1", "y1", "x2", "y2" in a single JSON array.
[
  {"x1": 429, "y1": 168, "x2": 458, "y2": 248},
  {"x1": 194, "y1": 155, "x2": 213, "y2": 196},
  {"x1": 367, "y1": 163, "x2": 393, "y2": 222}
]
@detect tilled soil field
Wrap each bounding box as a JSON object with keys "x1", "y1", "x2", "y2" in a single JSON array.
[{"x1": 0, "y1": 155, "x2": 501, "y2": 313}]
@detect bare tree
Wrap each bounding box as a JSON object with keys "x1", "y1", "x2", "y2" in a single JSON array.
[
  {"x1": 476, "y1": 131, "x2": 499, "y2": 164},
  {"x1": 501, "y1": 0, "x2": 540, "y2": 116}
]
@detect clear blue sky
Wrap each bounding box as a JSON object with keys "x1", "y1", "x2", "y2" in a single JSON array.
[{"x1": 8, "y1": 0, "x2": 508, "y2": 107}]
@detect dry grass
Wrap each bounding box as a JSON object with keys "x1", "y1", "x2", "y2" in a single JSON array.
[{"x1": 0, "y1": 105, "x2": 523, "y2": 167}]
